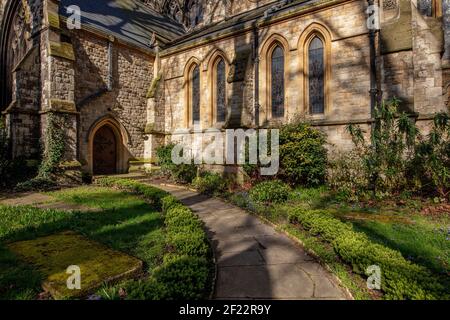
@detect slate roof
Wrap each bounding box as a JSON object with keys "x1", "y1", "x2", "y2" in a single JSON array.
[
  {"x1": 59, "y1": 0, "x2": 186, "y2": 50},
  {"x1": 164, "y1": 0, "x2": 320, "y2": 50}
]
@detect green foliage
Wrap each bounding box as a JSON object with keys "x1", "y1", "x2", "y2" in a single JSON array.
[
  {"x1": 346, "y1": 99, "x2": 418, "y2": 197},
  {"x1": 278, "y1": 122, "x2": 327, "y2": 186},
  {"x1": 15, "y1": 177, "x2": 57, "y2": 192},
  {"x1": 411, "y1": 112, "x2": 450, "y2": 199},
  {"x1": 0, "y1": 117, "x2": 11, "y2": 187},
  {"x1": 96, "y1": 178, "x2": 212, "y2": 299},
  {"x1": 327, "y1": 150, "x2": 369, "y2": 202},
  {"x1": 288, "y1": 208, "x2": 448, "y2": 299},
  {"x1": 156, "y1": 143, "x2": 176, "y2": 171},
  {"x1": 151, "y1": 256, "x2": 210, "y2": 299},
  {"x1": 193, "y1": 172, "x2": 227, "y2": 196},
  {"x1": 344, "y1": 99, "x2": 450, "y2": 200},
  {"x1": 0, "y1": 186, "x2": 167, "y2": 299},
  {"x1": 249, "y1": 180, "x2": 290, "y2": 204},
  {"x1": 96, "y1": 177, "x2": 168, "y2": 210},
  {"x1": 38, "y1": 113, "x2": 66, "y2": 179},
  {"x1": 125, "y1": 256, "x2": 210, "y2": 300},
  {"x1": 156, "y1": 144, "x2": 197, "y2": 183}
]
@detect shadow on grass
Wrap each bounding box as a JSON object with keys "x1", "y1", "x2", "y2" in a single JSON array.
[
  {"x1": 351, "y1": 220, "x2": 450, "y2": 278},
  {"x1": 0, "y1": 189, "x2": 165, "y2": 300}
]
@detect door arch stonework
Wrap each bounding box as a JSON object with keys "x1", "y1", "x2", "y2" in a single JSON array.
[
  {"x1": 87, "y1": 117, "x2": 129, "y2": 175},
  {"x1": 93, "y1": 125, "x2": 117, "y2": 175}
]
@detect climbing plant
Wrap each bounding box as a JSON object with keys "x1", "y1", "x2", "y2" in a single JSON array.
[
  {"x1": 38, "y1": 113, "x2": 66, "y2": 178},
  {"x1": 0, "y1": 117, "x2": 12, "y2": 186}
]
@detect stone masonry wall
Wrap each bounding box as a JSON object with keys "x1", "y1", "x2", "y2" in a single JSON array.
[
  {"x1": 4, "y1": 0, "x2": 44, "y2": 158},
  {"x1": 159, "y1": 0, "x2": 372, "y2": 151},
  {"x1": 72, "y1": 30, "x2": 154, "y2": 169}
]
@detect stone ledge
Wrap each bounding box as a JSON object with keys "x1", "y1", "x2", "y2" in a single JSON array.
[
  {"x1": 40, "y1": 99, "x2": 77, "y2": 114},
  {"x1": 48, "y1": 41, "x2": 75, "y2": 61}
]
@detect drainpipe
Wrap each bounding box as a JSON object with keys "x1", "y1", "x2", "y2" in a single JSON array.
[
  {"x1": 107, "y1": 36, "x2": 114, "y2": 91},
  {"x1": 253, "y1": 25, "x2": 260, "y2": 127},
  {"x1": 367, "y1": 0, "x2": 379, "y2": 118}
]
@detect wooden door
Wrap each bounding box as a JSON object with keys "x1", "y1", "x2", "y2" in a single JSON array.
[{"x1": 93, "y1": 126, "x2": 117, "y2": 175}]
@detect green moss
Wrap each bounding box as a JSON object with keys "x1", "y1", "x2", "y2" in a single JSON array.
[
  {"x1": 146, "y1": 73, "x2": 162, "y2": 99},
  {"x1": 7, "y1": 231, "x2": 143, "y2": 299},
  {"x1": 48, "y1": 42, "x2": 75, "y2": 61},
  {"x1": 47, "y1": 12, "x2": 60, "y2": 29},
  {"x1": 144, "y1": 123, "x2": 155, "y2": 134},
  {"x1": 59, "y1": 160, "x2": 82, "y2": 169}
]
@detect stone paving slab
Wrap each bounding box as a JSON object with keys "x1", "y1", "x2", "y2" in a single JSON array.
[
  {"x1": 0, "y1": 192, "x2": 100, "y2": 212},
  {"x1": 0, "y1": 192, "x2": 55, "y2": 206},
  {"x1": 151, "y1": 183, "x2": 350, "y2": 300}
]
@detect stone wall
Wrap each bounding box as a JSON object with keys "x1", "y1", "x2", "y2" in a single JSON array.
[
  {"x1": 158, "y1": 0, "x2": 372, "y2": 152},
  {"x1": 71, "y1": 30, "x2": 154, "y2": 171},
  {"x1": 2, "y1": 0, "x2": 44, "y2": 158}
]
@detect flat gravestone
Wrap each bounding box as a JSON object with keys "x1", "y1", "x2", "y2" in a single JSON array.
[{"x1": 7, "y1": 231, "x2": 143, "y2": 299}]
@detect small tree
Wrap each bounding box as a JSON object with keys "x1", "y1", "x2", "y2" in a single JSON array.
[
  {"x1": 278, "y1": 122, "x2": 328, "y2": 187},
  {"x1": 413, "y1": 112, "x2": 450, "y2": 199},
  {"x1": 347, "y1": 98, "x2": 418, "y2": 197}
]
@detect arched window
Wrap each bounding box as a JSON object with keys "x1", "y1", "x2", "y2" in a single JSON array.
[
  {"x1": 215, "y1": 58, "x2": 227, "y2": 122},
  {"x1": 308, "y1": 37, "x2": 325, "y2": 115},
  {"x1": 191, "y1": 65, "x2": 200, "y2": 124},
  {"x1": 271, "y1": 46, "x2": 285, "y2": 118}
]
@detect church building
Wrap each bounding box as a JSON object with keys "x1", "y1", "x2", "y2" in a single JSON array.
[{"x1": 0, "y1": 0, "x2": 448, "y2": 176}]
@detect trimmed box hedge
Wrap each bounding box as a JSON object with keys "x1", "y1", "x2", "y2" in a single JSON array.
[
  {"x1": 96, "y1": 177, "x2": 212, "y2": 299},
  {"x1": 288, "y1": 208, "x2": 449, "y2": 300}
]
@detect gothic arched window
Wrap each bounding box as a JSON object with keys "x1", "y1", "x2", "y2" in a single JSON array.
[
  {"x1": 215, "y1": 59, "x2": 226, "y2": 122},
  {"x1": 308, "y1": 37, "x2": 325, "y2": 115},
  {"x1": 271, "y1": 46, "x2": 285, "y2": 118},
  {"x1": 191, "y1": 65, "x2": 200, "y2": 124}
]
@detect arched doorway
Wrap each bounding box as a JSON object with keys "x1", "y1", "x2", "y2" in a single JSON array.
[{"x1": 93, "y1": 125, "x2": 117, "y2": 175}]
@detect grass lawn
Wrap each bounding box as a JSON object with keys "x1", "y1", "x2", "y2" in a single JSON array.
[
  {"x1": 283, "y1": 187, "x2": 450, "y2": 277},
  {"x1": 229, "y1": 185, "x2": 450, "y2": 299},
  {"x1": 0, "y1": 186, "x2": 165, "y2": 300}
]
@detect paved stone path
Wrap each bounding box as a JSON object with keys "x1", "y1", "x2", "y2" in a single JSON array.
[
  {"x1": 0, "y1": 192, "x2": 99, "y2": 212},
  {"x1": 151, "y1": 183, "x2": 350, "y2": 300}
]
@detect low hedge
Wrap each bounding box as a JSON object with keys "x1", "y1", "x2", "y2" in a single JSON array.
[
  {"x1": 288, "y1": 208, "x2": 448, "y2": 300},
  {"x1": 193, "y1": 172, "x2": 227, "y2": 196},
  {"x1": 96, "y1": 177, "x2": 211, "y2": 300},
  {"x1": 249, "y1": 180, "x2": 290, "y2": 204}
]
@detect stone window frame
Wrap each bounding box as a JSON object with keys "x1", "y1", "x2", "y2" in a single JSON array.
[
  {"x1": 206, "y1": 49, "x2": 231, "y2": 128},
  {"x1": 184, "y1": 57, "x2": 202, "y2": 128},
  {"x1": 432, "y1": 0, "x2": 443, "y2": 18},
  {"x1": 298, "y1": 23, "x2": 332, "y2": 119},
  {"x1": 259, "y1": 33, "x2": 291, "y2": 124}
]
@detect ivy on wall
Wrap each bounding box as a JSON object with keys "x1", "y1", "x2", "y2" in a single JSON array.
[{"x1": 38, "y1": 113, "x2": 66, "y2": 178}]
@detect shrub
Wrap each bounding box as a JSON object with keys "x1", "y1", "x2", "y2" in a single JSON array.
[
  {"x1": 288, "y1": 208, "x2": 448, "y2": 299},
  {"x1": 38, "y1": 113, "x2": 66, "y2": 179},
  {"x1": 411, "y1": 112, "x2": 450, "y2": 199},
  {"x1": 156, "y1": 144, "x2": 197, "y2": 184},
  {"x1": 327, "y1": 150, "x2": 369, "y2": 202},
  {"x1": 95, "y1": 178, "x2": 212, "y2": 299},
  {"x1": 346, "y1": 99, "x2": 417, "y2": 197},
  {"x1": 152, "y1": 256, "x2": 210, "y2": 299},
  {"x1": 249, "y1": 180, "x2": 290, "y2": 204},
  {"x1": 278, "y1": 122, "x2": 327, "y2": 186},
  {"x1": 0, "y1": 117, "x2": 11, "y2": 187},
  {"x1": 193, "y1": 172, "x2": 227, "y2": 196},
  {"x1": 96, "y1": 177, "x2": 165, "y2": 209},
  {"x1": 15, "y1": 177, "x2": 58, "y2": 192}
]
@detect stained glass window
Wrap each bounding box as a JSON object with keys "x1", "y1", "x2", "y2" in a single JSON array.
[
  {"x1": 271, "y1": 46, "x2": 285, "y2": 118},
  {"x1": 191, "y1": 65, "x2": 200, "y2": 124},
  {"x1": 216, "y1": 59, "x2": 226, "y2": 122},
  {"x1": 309, "y1": 37, "x2": 325, "y2": 115}
]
